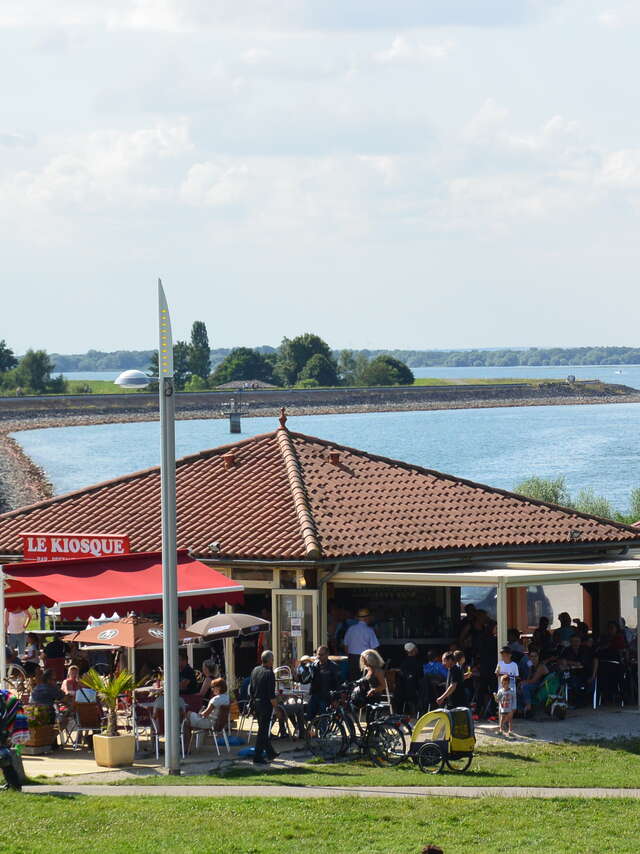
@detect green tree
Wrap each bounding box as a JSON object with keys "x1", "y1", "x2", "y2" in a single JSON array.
[
  {"x1": 338, "y1": 349, "x2": 358, "y2": 385},
  {"x1": 275, "y1": 334, "x2": 336, "y2": 386},
  {"x1": 0, "y1": 340, "x2": 17, "y2": 374},
  {"x1": 189, "y1": 321, "x2": 210, "y2": 380},
  {"x1": 211, "y1": 347, "x2": 275, "y2": 385},
  {"x1": 358, "y1": 355, "x2": 414, "y2": 386},
  {"x1": 628, "y1": 488, "x2": 640, "y2": 523},
  {"x1": 299, "y1": 353, "x2": 339, "y2": 386},
  {"x1": 574, "y1": 488, "x2": 614, "y2": 519},
  {"x1": 148, "y1": 340, "x2": 192, "y2": 390},
  {"x1": 14, "y1": 349, "x2": 56, "y2": 393},
  {"x1": 514, "y1": 476, "x2": 573, "y2": 507}
]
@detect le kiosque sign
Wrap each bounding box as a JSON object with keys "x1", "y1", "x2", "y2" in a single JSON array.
[{"x1": 21, "y1": 531, "x2": 130, "y2": 561}]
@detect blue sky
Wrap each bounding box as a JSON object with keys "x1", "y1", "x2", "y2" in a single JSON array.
[{"x1": 2, "y1": 1, "x2": 639, "y2": 353}]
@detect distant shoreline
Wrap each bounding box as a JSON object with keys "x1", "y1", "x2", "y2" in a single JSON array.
[{"x1": 2, "y1": 388, "x2": 640, "y2": 514}]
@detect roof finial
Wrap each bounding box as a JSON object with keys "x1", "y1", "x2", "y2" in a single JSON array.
[{"x1": 279, "y1": 407, "x2": 288, "y2": 429}]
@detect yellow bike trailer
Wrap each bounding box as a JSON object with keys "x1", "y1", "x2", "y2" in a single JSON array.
[{"x1": 409, "y1": 707, "x2": 475, "y2": 774}]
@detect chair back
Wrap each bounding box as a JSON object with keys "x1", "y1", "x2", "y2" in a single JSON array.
[
  {"x1": 76, "y1": 702, "x2": 102, "y2": 729},
  {"x1": 154, "y1": 708, "x2": 165, "y2": 736},
  {"x1": 214, "y1": 704, "x2": 230, "y2": 734}
]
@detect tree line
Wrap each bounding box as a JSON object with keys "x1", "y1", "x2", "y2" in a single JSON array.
[
  {"x1": 514, "y1": 476, "x2": 640, "y2": 525},
  {"x1": 50, "y1": 344, "x2": 640, "y2": 372},
  {"x1": 0, "y1": 341, "x2": 65, "y2": 395},
  {"x1": 158, "y1": 329, "x2": 415, "y2": 390}
]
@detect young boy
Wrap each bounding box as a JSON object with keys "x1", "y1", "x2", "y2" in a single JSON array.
[
  {"x1": 495, "y1": 646, "x2": 519, "y2": 694},
  {"x1": 495, "y1": 674, "x2": 516, "y2": 735}
]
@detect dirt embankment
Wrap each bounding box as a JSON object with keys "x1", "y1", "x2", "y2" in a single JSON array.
[{"x1": 1, "y1": 380, "x2": 639, "y2": 513}]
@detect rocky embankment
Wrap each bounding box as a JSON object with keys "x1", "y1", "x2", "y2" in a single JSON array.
[{"x1": 1, "y1": 380, "x2": 639, "y2": 513}]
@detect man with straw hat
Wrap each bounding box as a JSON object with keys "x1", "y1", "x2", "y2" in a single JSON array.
[{"x1": 343, "y1": 609, "x2": 380, "y2": 679}]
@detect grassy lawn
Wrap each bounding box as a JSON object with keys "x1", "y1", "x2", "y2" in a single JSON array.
[
  {"x1": 1, "y1": 794, "x2": 639, "y2": 854},
  {"x1": 412, "y1": 377, "x2": 552, "y2": 386},
  {"x1": 113, "y1": 739, "x2": 640, "y2": 789}
]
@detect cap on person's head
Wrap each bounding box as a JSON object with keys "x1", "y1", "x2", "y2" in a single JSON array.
[
  {"x1": 357, "y1": 608, "x2": 371, "y2": 619},
  {"x1": 404, "y1": 642, "x2": 418, "y2": 653},
  {"x1": 500, "y1": 646, "x2": 512, "y2": 655}
]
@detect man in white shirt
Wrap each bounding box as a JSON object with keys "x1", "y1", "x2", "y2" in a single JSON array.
[{"x1": 343, "y1": 609, "x2": 380, "y2": 679}]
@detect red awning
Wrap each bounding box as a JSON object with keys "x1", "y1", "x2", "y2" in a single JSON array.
[{"x1": 2, "y1": 550, "x2": 243, "y2": 618}]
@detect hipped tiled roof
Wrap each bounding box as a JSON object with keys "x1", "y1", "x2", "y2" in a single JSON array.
[{"x1": 1, "y1": 425, "x2": 638, "y2": 562}]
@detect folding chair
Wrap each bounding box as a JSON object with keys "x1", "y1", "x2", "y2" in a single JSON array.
[
  {"x1": 72, "y1": 702, "x2": 104, "y2": 750},
  {"x1": 151, "y1": 709, "x2": 187, "y2": 760},
  {"x1": 189, "y1": 705, "x2": 231, "y2": 756}
]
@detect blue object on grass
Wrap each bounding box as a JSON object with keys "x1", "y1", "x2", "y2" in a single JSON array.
[
  {"x1": 237, "y1": 746, "x2": 256, "y2": 757},
  {"x1": 224, "y1": 735, "x2": 245, "y2": 746}
]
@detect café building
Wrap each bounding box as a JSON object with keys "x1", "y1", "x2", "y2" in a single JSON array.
[{"x1": 1, "y1": 412, "x2": 639, "y2": 688}]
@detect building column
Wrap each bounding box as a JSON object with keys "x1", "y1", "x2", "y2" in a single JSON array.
[{"x1": 496, "y1": 583, "x2": 508, "y2": 649}]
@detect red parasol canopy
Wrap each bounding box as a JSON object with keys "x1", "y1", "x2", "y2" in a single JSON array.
[{"x1": 2, "y1": 550, "x2": 243, "y2": 618}]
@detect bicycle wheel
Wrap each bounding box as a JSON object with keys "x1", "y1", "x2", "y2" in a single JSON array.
[
  {"x1": 445, "y1": 753, "x2": 472, "y2": 773},
  {"x1": 5, "y1": 663, "x2": 27, "y2": 693},
  {"x1": 305, "y1": 714, "x2": 347, "y2": 759},
  {"x1": 367, "y1": 722, "x2": 407, "y2": 767},
  {"x1": 417, "y1": 742, "x2": 444, "y2": 775}
]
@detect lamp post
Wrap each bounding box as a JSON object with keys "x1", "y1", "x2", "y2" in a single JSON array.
[{"x1": 115, "y1": 279, "x2": 180, "y2": 774}]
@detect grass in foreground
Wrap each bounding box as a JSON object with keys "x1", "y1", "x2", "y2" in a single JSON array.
[
  {"x1": 114, "y1": 738, "x2": 640, "y2": 789},
  {"x1": 1, "y1": 794, "x2": 639, "y2": 854}
]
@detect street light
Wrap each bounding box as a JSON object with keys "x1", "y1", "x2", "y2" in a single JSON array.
[{"x1": 114, "y1": 279, "x2": 180, "y2": 774}]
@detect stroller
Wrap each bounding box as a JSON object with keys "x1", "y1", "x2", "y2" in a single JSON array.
[
  {"x1": 537, "y1": 670, "x2": 570, "y2": 721},
  {"x1": 409, "y1": 707, "x2": 476, "y2": 774},
  {"x1": 0, "y1": 690, "x2": 29, "y2": 791}
]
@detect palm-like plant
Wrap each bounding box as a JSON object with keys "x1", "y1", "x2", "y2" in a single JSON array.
[{"x1": 81, "y1": 668, "x2": 136, "y2": 737}]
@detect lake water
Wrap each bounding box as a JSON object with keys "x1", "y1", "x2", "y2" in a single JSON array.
[
  {"x1": 412, "y1": 364, "x2": 640, "y2": 388},
  {"x1": 62, "y1": 365, "x2": 640, "y2": 388},
  {"x1": 13, "y1": 402, "x2": 640, "y2": 514}
]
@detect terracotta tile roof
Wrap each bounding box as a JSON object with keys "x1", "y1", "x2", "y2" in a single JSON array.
[{"x1": 1, "y1": 424, "x2": 639, "y2": 562}]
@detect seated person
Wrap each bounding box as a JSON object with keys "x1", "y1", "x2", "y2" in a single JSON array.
[
  {"x1": 351, "y1": 649, "x2": 386, "y2": 713},
  {"x1": 43, "y1": 635, "x2": 66, "y2": 661},
  {"x1": 519, "y1": 649, "x2": 549, "y2": 715},
  {"x1": 178, "y1": 650, "x2": 199, "y2": 695},
  {"x1": 30, "y1": 668, "x2": 74, "y2": 725},
  {"x1": 189, "y1": 678, "x2": 230, "y2": 730},
  {"x1": 531, "y1": 618, "x2": 554, "y2": 659},
  {"x1": 553, "y1": 613, "x2": 576, "y2": 651},
  {"x1": 22, "y1": 633, "x2": 41, "y2": 676},
  {"x1": 197, "y1": 659, "x2": 220, "y2": 700},
  {"x1": 395, "y1": 643, "x2": 422, "y2": 713},
  {"x1": 61, "y1": 665, "x2": 81, "y2": 698}
]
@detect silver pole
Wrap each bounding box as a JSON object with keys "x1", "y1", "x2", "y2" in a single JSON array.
[
  {"x1": 0, "y1": 566, "x2": 6, "y2": 689},
  {"x1": 158, "y1": 279, "x2": 180, "y2": 774},
  {"x1": 636, "y1": 579, "x2": 640, "y2": 711}
]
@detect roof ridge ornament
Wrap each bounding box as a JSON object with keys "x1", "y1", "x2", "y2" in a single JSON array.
[{"x1": 279, "y1": 407, "x2": 288, "y2": 429}]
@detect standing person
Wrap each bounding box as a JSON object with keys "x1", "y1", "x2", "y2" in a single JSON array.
[
  {"x1": 306, "y1": 646, "x2": 340, "y2": 719},
  {"x1": 5, "y1": 608, "x2": 30, "y2": 656},
  {"x1": 495, "y1": 647, "x2": 519, "y2": 695},
  {"x1": 436, "y1": 652, "x2": 467, "y2": 709},
  {"x1": 494, "y1": 674, "x2": 516, "y2": 735},
  {"x1": 343, "y1": 609, "x2": 380, "y2": 680},
  {"x1": 396, "y1": 642, "x2": 422, "y2": 714},
  {"x1": 249, "y1": 650, "x2": 278, "y2": 765}
]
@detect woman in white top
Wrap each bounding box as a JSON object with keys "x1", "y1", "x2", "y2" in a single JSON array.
[
  {"x1": 5, "y1": 608, "x2": 30, "y2": 656},
  {"x1": 189, "y1": 678, "x2": 230, "y2": 730}
]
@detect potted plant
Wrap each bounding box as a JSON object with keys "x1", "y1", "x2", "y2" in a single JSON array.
[
  {"x1": 22, "y1": 703, "x2": 57, "y2": 754},
  {"x1": 81, "y1": 668, "x2": 136, "y2": 767}
]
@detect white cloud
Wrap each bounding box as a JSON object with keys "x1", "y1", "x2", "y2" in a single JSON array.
[{"x1": 373, "y1": 35, "x2": 455, "y2": 65}]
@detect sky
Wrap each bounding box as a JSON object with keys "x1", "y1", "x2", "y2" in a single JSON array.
[{"x1": 2, "y1": 0, "x2": 640, "y2": 354}]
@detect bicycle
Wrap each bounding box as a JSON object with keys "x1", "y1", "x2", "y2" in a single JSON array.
[
  {"x1": 306, "y1": 683, "x2": 410, "y2": 766},
  {"x1": 3, "y1": 662, "x2": 28, "y2": 695}
]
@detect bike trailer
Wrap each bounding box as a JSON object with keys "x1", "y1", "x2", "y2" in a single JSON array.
[{"x1": 409, "y1": 707, "x2": 475, "y2": 774}]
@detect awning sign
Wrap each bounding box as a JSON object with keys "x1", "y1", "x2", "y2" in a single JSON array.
[{"x1": 21, "y1": 531, "x2": 130, "y2": 562}]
